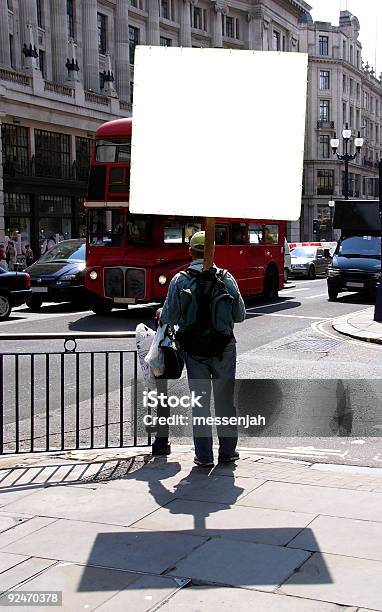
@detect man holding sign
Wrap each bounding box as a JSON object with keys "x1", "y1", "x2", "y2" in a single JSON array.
[{"x1": 159, "y1": 230, "x2": 246, "y2": 466}]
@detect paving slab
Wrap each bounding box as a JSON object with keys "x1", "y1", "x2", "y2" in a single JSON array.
[
  {"x1": 0, "y1": 562, "x2": 139, "y2": 612},
  {"x1": 0, "y1": 517, "x2": 57, "y2": 549},
  {"x1": 280, "y1": 552, "x2": 382, "y2": 610},
  {"x1": 159, "y1": 585, "x2": 357, "y2": 612},
  {"x1": 238, "y1": 481, "x2": 382, "y2": 521},
  {"x1": 0, "y1": 551, "x2": 29, "y2": 574},
  {"x1": 0, "y1": 514, "x2": 28, "y2": 534},
  {"x1": 288, "y1": 515, "x2": 382, "y2": 562},
  {"x1": 166, "y1": 538, "x2": 311, "y2": 591},
  {"x1": 96, "y1": 574, "x2": 187, "y2": 612},
  {"x1": 0, "y1": 488, "x2": 40, "y2": 507},
  {"x1": 133, "y1": 498, "x2": 316, "y2": 546},
  {"x1": 1, "y1": 481, "x2": 173, "y2": 526},
  {"x1": 2, "y1": 518, "x2": 206, "y2": 574},
  {"x1": 0, "y1": 557, "x2": 55, "y2": 593}
]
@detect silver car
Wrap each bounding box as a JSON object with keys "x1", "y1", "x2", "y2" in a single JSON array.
[{"x1": 290, "y1": 246, "x2": 328, "y2": 279}]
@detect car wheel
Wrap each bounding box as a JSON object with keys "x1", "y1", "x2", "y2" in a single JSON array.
[
  {"x1": 27, "y1": 296, "x2": 43, "y2": 311},
  {"x1": 0, "y1": 294, "x2": 12, "y2": 321},
  {"x1": 328, "y1": 288, "x2": 338, "y2": 301},
  {"x1": 264, "y1": 268, "x2": 279, "y2": 301},
  {"x1": 308, "y1": 265, "x2": 316, "y2": 280},
  {"x1": 284, "y1": 268, "x2": 289, "y2": 284},
  {"x1": 90, "y1": 298, "x2": 113, "y2": 315}
]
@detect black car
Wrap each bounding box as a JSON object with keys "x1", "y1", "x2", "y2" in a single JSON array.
[
  {"x1": 327, "y1": 234, "x2": 381, "y2": 300},
  {"x1": 0, "y1": 268, "x2": 32, "y2": 321},
  {"x1": 26, "y1": 239, "x2": 87, "y2": 310}
]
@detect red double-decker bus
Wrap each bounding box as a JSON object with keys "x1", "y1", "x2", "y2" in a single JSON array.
[{"x1": 85, "y1": 117, "x2": 286, "y2": 314}]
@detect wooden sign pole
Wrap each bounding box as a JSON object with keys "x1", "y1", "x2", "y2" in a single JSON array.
[{"x1": 203, "y1": 217, "x2": 215, "y2": 271}]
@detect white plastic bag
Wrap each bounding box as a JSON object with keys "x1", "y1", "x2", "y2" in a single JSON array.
[
  {"x1": 144, "y1": 321, "x2": 166, "y2": 377},
  {"x1": 135, "y1": 323, "x2": 156, "y2": 386}
]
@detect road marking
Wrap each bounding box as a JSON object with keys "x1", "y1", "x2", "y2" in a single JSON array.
[
  {"x1": 0, "y1": 310, "x2": 92, "y2": 326},
  {"x1": 311, "y1": 318, "x2": 382, "y2": 352},
  {"x1": 305, "y1": 293, "x2": 330, "y2": 299},
  {"x1": 238, "y1": 446, "x2": 349, "y2": 460},
  {"x1": 279, "y1": 288, "x2": 310, "y2": 294},
  {"x1": 247, "y1": 312, "x2": 330, "y2": 320}
]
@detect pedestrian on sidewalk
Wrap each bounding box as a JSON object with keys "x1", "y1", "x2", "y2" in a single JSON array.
[
  {"x1": 5, "y1": 241, "x2": 17, "y2": 271},
  {"x1": 0, "y1": 244, "x2": 8, "y2": 270},
  {"x1": 158, "y1": 230, "x2": 246, "y2": 466}
]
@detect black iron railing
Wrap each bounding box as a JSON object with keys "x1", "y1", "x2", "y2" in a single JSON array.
[
  {"x1": 0, "y1": 332, "x2": 148, "y2": 455},
  {"x1": 3, "y1": 156, "x2": 90, "y2": 182}
]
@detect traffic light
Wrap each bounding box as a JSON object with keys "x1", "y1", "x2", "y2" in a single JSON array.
[{"x1": 313, "y1": 219, "x2": 320, "y2": 238}]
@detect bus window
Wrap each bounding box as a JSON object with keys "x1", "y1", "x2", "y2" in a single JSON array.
[
  {"x1": 215, "y1": 224, "x2": 228, "y2": 245},
  {"x1": 164, "y1": 221, "x2": 201, "y2": 244},
  {"x1": 96, "y1": 140, "x2": 131, "y2": 163},
  {"x1": 249, "y1": 224, "x2": 263, "y2": 244},
  {"x1": 230, "y1": 223, "x2": 246, "y2": 245},
  {"x1": 264, "y1": 224, "x2": 279, "y2": 244},
  {"x1": 127, "y1": 217, "x2": 150, "y2": 244},
  {"x1": 88, "y1": 209, "x2": 124, "y2": 246},
  {"x1": 109, "y1": 167, "x2": 130, "y2": 193}
]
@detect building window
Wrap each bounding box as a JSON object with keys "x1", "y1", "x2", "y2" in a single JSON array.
[
  {"x1": 1, "y1": 124, "x2": 29, "y2": 174},
  {"x1": 350, "y1": 106, "x2": 354, "y2": 128},
  {"x1": 356, "y1": 50, "x2": 360, "y2": 67},
  {"x1": 235, "y1": 18, "x2": 240, "y2": 39},
  {"x1": 9, "y1": 34, "x2": 15, "y2": 68},
  {"x1": 319, "y1": 35, "x2": 328, "y2": 56},
  {"x1": 349, "y1": 78, "x2": 353, "y2": 96},
  {"x1": 130, "y1": 0, "x2": 138, "y2": 6},
  {"x1": 319, "y1": 70, "x2": 330, "y2": 90},
  {"x1": 356, "y1": 108, "x2": 360, "y2": 129},
  {"x1": 75, "y1": 137, "x2": 92, "y2": 181},
  {"x1": 129, "y1": 26, "x2": 139, "y2": 64},
  {"x1": 192, "y1": 6, "x2": 207, "y2": 30},
  {"x1": 350, "y1": 45, "x2": 353, "y2": 64},
  {"x1": 319, "y1": 100, "x2": 330, "y2": 122},
  {"x1": 99, "y1": 71, "x2": 105, "y2": 90},
  {"x1": 97, "y1": 13, "x2": 107, "y2": 54},
  {"x1": 343, "y1": 40, "x2": 346, "y2": 60},
  {"x1": 35, "y1": 130, "x2": 71, "y2": 179},
  {"x1": 67, "y1": 0, "x2": 75, "y2": 39},
  {"x1": 354, "y1": 174, "x2": 361, "y2": 197},
  {"x1": 38, "y1": 49, "x2": 46, "y2": 78},
  {"x1": 317, "y1": 170, "x2": 334, "y2": 195},
  {"x1": 342, "y1": 74, "x2": 346, "y2": 92},
  {"x1": 36, "y1": 0, "x2": 43, "y2": 28},
  {"x1": 342, "y1": 101, "x2": 347, "y2": 124},
  {"x1": 160, "y1": 0, "x2": 170, "y2": 19},
  {"x1": 130, "y1": 80, "x2": 134, "y2": 104},
  {"x1": 160, "y1": 36, "x2": 172, "y2": 46},
  {"x1": 273, "y1": 30, "x2": 280, "y2": 51},
  {"x1": 320, "y1": 135, "x2": 330, "y2": 158}
]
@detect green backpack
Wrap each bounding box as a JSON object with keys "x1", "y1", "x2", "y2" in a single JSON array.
[{"x1": 176, "y1": 267, "x2": 235, "y2": 358}]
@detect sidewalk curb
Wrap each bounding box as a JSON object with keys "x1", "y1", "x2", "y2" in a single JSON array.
[{"x1": 332, "y1": 307, "x2": 382, "y2": 345}]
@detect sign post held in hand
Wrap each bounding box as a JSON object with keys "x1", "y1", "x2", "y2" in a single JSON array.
[{"x1": 203, "y1": 218, "x2": 215, "y2": 271}]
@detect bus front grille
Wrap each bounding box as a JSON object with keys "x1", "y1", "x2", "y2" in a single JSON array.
[
  {"x1": 104, "y1": 268, "x2": 124, "y2": 297},
  {"x1": 126, "y1": 268, "x2": 145, "y2": 299},
  {"x1": 104, "y1": 267, "x2": 145, "y2": 299}
]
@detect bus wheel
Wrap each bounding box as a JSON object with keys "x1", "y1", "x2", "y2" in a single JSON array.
[
  {"x1": 264, "y1": 268, "x2": 279, "y2": 301},
  {"x1": 90, "y1": 298, "x2": 113, "y2": 315}
]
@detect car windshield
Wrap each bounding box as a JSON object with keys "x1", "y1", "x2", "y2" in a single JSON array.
[
  {"x1": 338, "y1": 235, "x2": 381, "y2": 257},
  {"x1": 291, "y1": 247, "x2": 316, "y2": 258},
  {"x1": 38, "y1": 241, "x2": 85, "y2": 263}
]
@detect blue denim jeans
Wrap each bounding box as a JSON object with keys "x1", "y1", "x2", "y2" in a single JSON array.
[{"x1": 184, "y1": 339, "x2": 238, "y2": 463}]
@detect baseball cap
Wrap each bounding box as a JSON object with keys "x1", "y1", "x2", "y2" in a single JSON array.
[{"x1": 189, "y1": 231, "x2": 206, "y2": 252}]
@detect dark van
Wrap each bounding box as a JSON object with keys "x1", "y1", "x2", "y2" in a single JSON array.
[{"x1": 327, "y1": 200, "x2": 381, "y2": 301}]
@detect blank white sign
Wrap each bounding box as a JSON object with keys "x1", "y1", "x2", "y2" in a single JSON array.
[{"x1": 130, "y1": 47, "x2": 308, "y2": 221}]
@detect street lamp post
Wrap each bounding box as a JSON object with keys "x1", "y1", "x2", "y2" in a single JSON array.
[
  {"x1": 328, "y1": 200, "x2": 335, "y2": 241},
  {"x1": 330, "y1": 124, "x2": 364, "y2": 200},
  {"x1": 373, "y1": 159, "x2": 382, "y2": 322}
]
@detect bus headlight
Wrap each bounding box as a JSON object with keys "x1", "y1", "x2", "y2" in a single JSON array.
[
  {"x1": 89, "y1": 270, "x2": 98, "y2": 280},
  {"x1": 158, "y1": 274, "x2": 167, "y2": 285}
]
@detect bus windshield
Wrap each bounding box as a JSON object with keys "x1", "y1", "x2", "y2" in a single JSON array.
[
  {"x1": 96, "y1": 140, "x2": 131, "y2": 163},
  {"x1": 88, "y1": 209, "x2": 124, "y2": 246}
]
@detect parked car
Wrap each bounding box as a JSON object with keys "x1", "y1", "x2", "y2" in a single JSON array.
[
  {"x1": 290, "y1": 245, "x2": 328, "y2": 279},
  {"x1": 0, "y1": 268, "x2": 32, "y2": 321},
  {"x1": 284, "y1": 238, "x2": 291, "y2": 283},
  {"x1": 26, "y1": 239, "x2": 87, "y2": 310}
]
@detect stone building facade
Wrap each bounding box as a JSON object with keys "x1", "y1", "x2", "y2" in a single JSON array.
[
  {"x1": 299, "y1": 10, "x2": 382, "y2": 241},
  {"x1": 0, "y1": 1, "x2": 380, "y2": 252}
]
